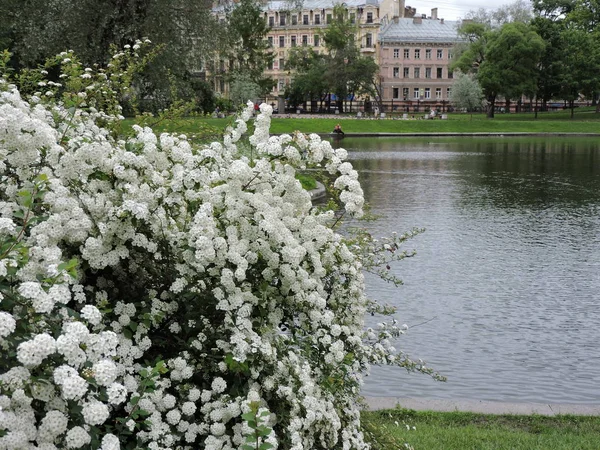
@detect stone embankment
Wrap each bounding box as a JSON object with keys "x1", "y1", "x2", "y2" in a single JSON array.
[{"x1": 364, "y1": 397, "x2": 600, "y2": 416}]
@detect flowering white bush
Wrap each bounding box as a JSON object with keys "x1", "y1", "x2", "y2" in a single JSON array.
[{"x1": 0, "y1": 50, "x2": 440, "y2": 449}]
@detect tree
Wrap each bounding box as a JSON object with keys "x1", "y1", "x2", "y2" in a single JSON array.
[
  {"x1": 226, "y1": 0, "x2": 275, "y2": 95},
  {"x1": 0, "y1": 0, "x2": 223, "y2": 112},
  {"x1": 454, "y1": 22, "x2": 545, "y2": 118},
  {"x1": 285, "y1": 47, "x2": 329, "y2": 110},
  {"x1": 449, "y1": 72, "x2": 484, "y2": 119},
  {"x1": 557, "y1": 28, "x2": 600, "y2": 117},
  {"x1": 531, "y1": 15, "x2": 566, "y2": 112},
  {"x1": 229, "y1": 73, "x2": 262, "y2": 107},
  {"x1": 464, "y1": 0, "x2": 533, "y2": 26},
  {"x1": 286, "y1": 4, "x2": 378, "y2": 113}
]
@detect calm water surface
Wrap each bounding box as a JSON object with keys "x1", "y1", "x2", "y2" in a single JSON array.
[{"x1": 341, "y1": 137, "x2": 600, "y2": 404}]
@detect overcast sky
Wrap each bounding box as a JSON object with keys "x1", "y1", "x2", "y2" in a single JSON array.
[{"x1": 406, "y1": 0, "x2": 523, "y2": 21}]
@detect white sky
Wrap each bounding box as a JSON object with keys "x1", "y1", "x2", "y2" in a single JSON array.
[{"x1": 406, "y1": 0, "x2": 520, "y2": 21}]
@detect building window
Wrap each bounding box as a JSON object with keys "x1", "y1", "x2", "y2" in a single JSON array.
[
  {"x1": 315, "y1": 14, "x2": 320, "y2": 24},
  {"x1": 414, "y1": 88, "x2": 420, "y2": 99},
  {"x1": 449, "y1": 51, "x2": 453, "y2": 59},
  {"x1": 425, "y1": 67, "x2": 432, "y2": 78},
  {"x1": 278, "y1": 58, "x2": 284, "y2": 70},
  {"x1": 393, "y1": 67, "x2": 399, "y2": 78},
  {"x1": 426, "y1": 49, "x2": 431, "y2": 59},
  {"x1": 350, "y1": 13, "x2": 356, "y2": 24},
  {"x1": 302, "y1": 35, "x2": 308, "y2": 46},
  {"x1": 437, "y1": 49, "x2": 443, "y2": 59},
  {"x1": 269, "y1": 16, "x2": 274, "y2": 27},
  {"x1": 436, "y1": 88, "x2": 442, "y2": 99},
  {"x1": 303, "y1": 14, "x2": 309, "y2": 25},
  {"x1": 291, "y1": 36, "x2": 296, "y2": 47},
  {"x1": 393, "y1": 48, "x2": 399, "y2": 58},
  {"x1": 292, "y1": 15, "x2": 297, "y2": 25},
  {"x1": 267, "y1": 36, "x2": 273, "y2": 47},
  {"x1": 414, "y1": 67, "x2": 420, "y2": 78},
  {"x1": 220, "y1": 79, "x2": 225, "y2": 92},
  {"x1": 447, "y1": 87, "x2": 451, "y2": 97},
  {"x1": 280, "y1": 14, "x2": 286, "y2": 26},
  {"x1": 366, "y1": 12, "x2": 373, "y2": 23},
  {"x1": 403, "y1": 67, "x2": 409, "y2": 78},
  {"x1": 365, "y1": 33, "x2": 373, "y2": 48},
  {"x1": 425, "y1": 88, "x2": 431, "y2": 99},
  {"x1": 392, "y1": 87, "x2": 399, "y2": 99},
  {"x1": 327, "y1": 13, "x2": 332, "y2": 23},
  {"x1": 279, "y1": 79, "x2": 285, "y2": 90},
  {"x1": 268, "y1": 59, "x2": 273, "y2": 70},
  {"x1": 403, "y1": 48, "x2": 410, "y2": 59},
  {"x1": 448, "y1": 71, "x2": 453, "y2": 79},
  {"x1": 437, "y1": 67, "x2": 443, "y2": 78},
  {"x1": 314, "y1": 35, "x2": 320, "y2": 46},
  {"x1": 403, "y1": 87, "x2": 409, "y2": 99},
  {"x1": 414, "y1": 49, "x2": 420, "y2": 59},
  {"x1": 279, "y1": 36, "x2": 285, "y2": 47}
]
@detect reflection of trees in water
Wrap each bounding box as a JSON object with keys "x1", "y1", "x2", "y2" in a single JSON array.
[
  {"x1": 345, "y1": 137, "x2": 600, "y2": 210},
  {"x1": 458, "y1": 138, "x2": 600, "y2": 210}
]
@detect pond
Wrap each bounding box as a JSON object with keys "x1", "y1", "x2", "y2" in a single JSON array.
[{"x1": 340, "y1": 136, "x2": 600, "y2": 404}]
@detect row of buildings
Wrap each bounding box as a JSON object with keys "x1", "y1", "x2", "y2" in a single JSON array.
[{"x1": 214, "y1": 0, "x2": 462, "y2": 113}]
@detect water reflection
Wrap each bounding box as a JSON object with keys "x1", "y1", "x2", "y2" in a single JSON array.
[{"x1": 341, "y1": 137, "x2": 600, "y2": 404}]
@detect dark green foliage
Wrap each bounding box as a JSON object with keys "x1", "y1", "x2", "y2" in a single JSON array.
[
  {"x1": 226, "y1": 0, "x2": 275, "y2": 95},
  {"x1": 0, "y1": 0, "x2": 222, "y2": 113}
]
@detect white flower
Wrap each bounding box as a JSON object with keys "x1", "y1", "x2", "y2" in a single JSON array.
[
  {"x1": 65, "y1": 426, "x2": 91, "y2": 448},
  {"x1": 82, "y1": 400, "x2": 110, "y2": 425},
  {"x1": 60, "y1": 374, "x2": 88, "y2": 400},
  {"x1": 181, "y1": 401, "x2": 196, "y2": 415},
  {"x1": 80, "y1": 305, "x2": 102, "y2": 325},
  {"x1": 0, "y1": 217, "x2": 16, "y2": 235},
  {"x1": 107, "y1": 382, "x2": 128, "y2": 405},
  {"x1": 38, "y1": 410, "x2": 68, "y2": 440},
  {"x1": 166, "y1": 409, "x2": 181, "y2": 425},
  {"x1": 211, "y1": 377, "x2": 227, "y2": 394},
  {"x1": 92, "y1": 359, "x2": 117, "y2": 386},
  {"x1": 100, "y1": 433, "x2": 120, "y2": 450},
  {"x1": 0, "y1": 311, "x2": 16, "y2": 337}
]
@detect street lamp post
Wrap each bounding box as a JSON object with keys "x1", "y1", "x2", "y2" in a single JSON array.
[{"x1": 391, "y1": 86, "x2": 394, "y2": 114}]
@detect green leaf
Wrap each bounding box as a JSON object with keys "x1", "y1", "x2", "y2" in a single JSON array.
[{"x1": 241, "y1": 412, "x2": 255, "y2": 422}]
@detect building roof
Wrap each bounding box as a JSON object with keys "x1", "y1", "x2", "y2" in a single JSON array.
[
  {"x1": 379, "y1": 17, "x2": 461, "y2": 44},
  {"x1": 214, "y1": 0, "x2": 380, "y2": 12},
  {"x1": 262, "y1": 0, "x2": 380, "y2": 9}
]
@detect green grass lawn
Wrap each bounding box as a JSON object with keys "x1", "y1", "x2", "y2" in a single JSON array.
[
  {"x1": 362, "y1": 408, "x2": 600, "y2": 450},
  {"x1": 123, "y1": 107, "x2": 600, "y2": 137}
]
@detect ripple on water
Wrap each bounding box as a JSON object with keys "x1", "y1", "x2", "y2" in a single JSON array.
[{"x1": 351, "y1": 137, "x2": 600, "y2": 404}]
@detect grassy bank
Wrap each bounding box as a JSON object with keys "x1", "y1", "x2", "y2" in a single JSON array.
[
  {"x1": 124, "y1": 107, "x2": 600, "y2": 137},
  {"x1": 362, "y1": 408, "x2": 600, "y2": 450}
]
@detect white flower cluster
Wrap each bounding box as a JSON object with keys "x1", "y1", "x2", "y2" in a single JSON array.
[{"x1": 0, "y1": 72, "x2": 423, "y2": 450}]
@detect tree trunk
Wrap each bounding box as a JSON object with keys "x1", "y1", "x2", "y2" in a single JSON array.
[
  {"x1": 487, "y1": 94, "x2": 496, "y2": 119},
  {"x1": 570, "y1": 99, "x2": 574, "y2": 119}
]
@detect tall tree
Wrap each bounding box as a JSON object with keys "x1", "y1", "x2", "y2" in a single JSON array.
[
  {"x1": 226, "y1": 0, "x2": 275, "y2": 95},
  {"x1": 322, "y1": 4, "x2": 378, "y2": 112},
  {"x1": 449, "y1": 71, "x2": 484, "y2": 119},
  {"x1": 285, "y1": 5, "x2": 378, "y2": 113},
  {"x1": 453, "y1": 22, "x2": 544, "y2": 118},
  {"x1": 557, "y1": 28, "x2": 600, "y2": 116},
  {"x1": 0, "y1": 0, "x2": 223, "y2": 112}
]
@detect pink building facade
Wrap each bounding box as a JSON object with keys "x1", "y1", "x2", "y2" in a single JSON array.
[{"x1": 378, "y1": 12, "x2": 462, "y2": 113}]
